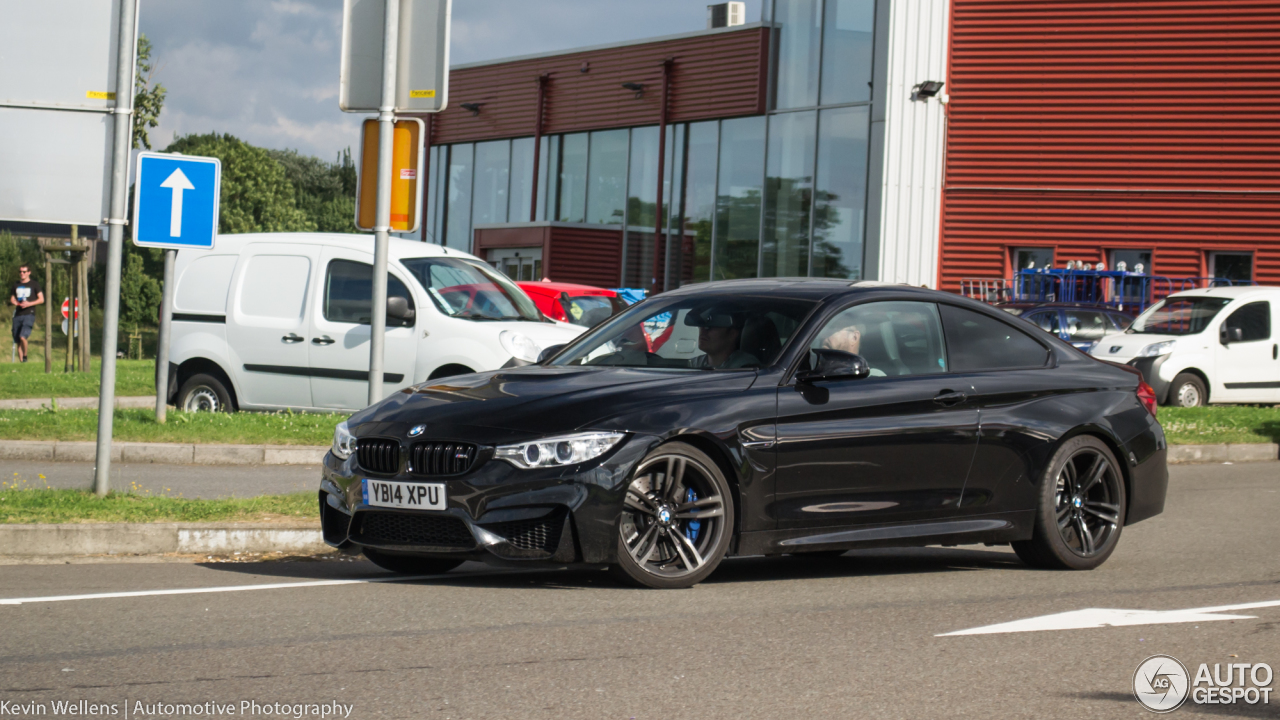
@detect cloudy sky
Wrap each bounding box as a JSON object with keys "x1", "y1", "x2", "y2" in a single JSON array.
[{"x1": 140, "y1": 0, "x2": 763, "y2": 161}]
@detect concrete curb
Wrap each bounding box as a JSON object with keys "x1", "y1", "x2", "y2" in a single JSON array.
[
  {"x1": 0, "y1": 396, "x2": 156, "y2": 410},
  {"x1": 0, "y1": 440, "x2": 328, "y2": 465},
  {"x1": 1167, "y1": 443, "x2": 1279, "y2": 464},
  {"x1": 0, "y1": 523, "x2": 328, "y2": 557}
]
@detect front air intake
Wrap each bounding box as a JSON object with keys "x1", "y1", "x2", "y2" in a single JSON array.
[
  {"x1": 409, "y1": 442, "x2": 477, "y2": 476},
  {"x1": 356, "y1": 438, "x2": 400, "y2": 475}
]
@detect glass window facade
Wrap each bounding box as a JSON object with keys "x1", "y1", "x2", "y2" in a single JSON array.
[{"x1": 423, "y1": 0, "x2": 877, "y2": 288}]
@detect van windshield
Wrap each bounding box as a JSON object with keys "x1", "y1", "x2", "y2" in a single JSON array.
[
  {"x1": 401, "y1": 257, "x2": 543, "y2": 322},
  {"x1": 1128, "y1": 297, "x2": 1230, "y2": 336}
]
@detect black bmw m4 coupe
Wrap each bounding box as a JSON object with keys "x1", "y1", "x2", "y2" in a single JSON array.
[{"x1": 320, "y1": 279, "x2": 1168, "y2": 589}]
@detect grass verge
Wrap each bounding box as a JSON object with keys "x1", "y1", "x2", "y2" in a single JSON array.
[
  {"x1": 1159, "y1": 406, "x2": 1280, "y2": 446},
  {"x1": 0, "y1": 358, "x2": 156, "y2": 399},
  {"x1": 0, "y1": 487, "x2": 317, "y2": 524},
  {"x1": 0, "y1": 408, "x2": 340, "y2": 446}
]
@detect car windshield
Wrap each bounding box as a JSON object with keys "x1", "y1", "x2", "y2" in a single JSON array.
[
  {"x1": 401, "y1": 257, "x2": 543, "y2": 322},
  {"x1": 549, "y1": 295, "x2": 817, "y2": 370},
  {"x1": 1128, "y1": 297, "x2": 1231, "y2": 336}
]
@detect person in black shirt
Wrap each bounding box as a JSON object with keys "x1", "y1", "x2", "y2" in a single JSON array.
[{"x1": 9, "y1": 264, "x2": 44, "y2": 363}]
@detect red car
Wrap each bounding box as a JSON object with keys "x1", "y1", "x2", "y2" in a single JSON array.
[{"x1": 517, "y1": 281, "x2": 629, "y2": 328}]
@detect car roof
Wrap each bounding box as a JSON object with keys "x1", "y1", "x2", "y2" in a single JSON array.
[
  {"x1": 203, "y1": 232, "x2": 482, "y2": 262},
  {"x1": 517, "y1": 281, "x2": 616, "y2": 296},
  {"x1": 1168, "y1": 285, "x2": 1277, "y2": 301},
  {"x1": 663, "y1": 277, "x2": 956, "y2": 303}
]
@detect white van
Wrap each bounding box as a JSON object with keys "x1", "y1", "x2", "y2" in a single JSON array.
[
  {"x1": 1089, "y1": 286, "x2": 1280, "y2": 407},
  {"x1": 164, "y1": 233, "x2": 584, "y2": 412}
]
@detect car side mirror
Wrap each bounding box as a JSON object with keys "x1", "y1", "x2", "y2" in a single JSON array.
[
  {"x1": 387, "y1": 296, "x2": 415, "y2": 322},
  {"x1": 797, "y1": 349, "x2": 871, "y2": 382},
  {"x1": 537, "y1": 344, "x2": 566, "y2": 364},
  {"x1": 1220, "y1": 325, "x2": 1243, "y2": 345}
]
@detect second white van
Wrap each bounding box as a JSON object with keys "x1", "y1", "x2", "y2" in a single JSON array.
[{"x1": 163, "y1": 233, "x2": 584, "y2": 412}]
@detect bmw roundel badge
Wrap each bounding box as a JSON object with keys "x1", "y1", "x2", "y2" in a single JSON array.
[{"x1": 408, "y1": 424, "x2": 426, "y2": 437}]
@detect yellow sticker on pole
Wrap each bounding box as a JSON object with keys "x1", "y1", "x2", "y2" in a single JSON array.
[
  {"x1": 85, "y1": 91, "x2": 116, "y2": 100},
  {"x1": 409, "y1": 90, "x2": 436, "y2": 98}
]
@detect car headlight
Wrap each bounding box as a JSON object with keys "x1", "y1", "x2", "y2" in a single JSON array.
[
  {"x1": 332, "y1": 420, "x2": 357, "y2": 460},
  {"x1": 495, "y1": 432, "x2": 626, "y2": 469},
  {"x1": 1137, "y1": 340, "x2": 1175, "y2": 357},
  {"x1": 500, "y1": 330, "x2": 541, "y2": 363}
]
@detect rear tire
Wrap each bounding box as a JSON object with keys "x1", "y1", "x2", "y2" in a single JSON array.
[
  {"x1": 1169, "y1": 373, "x2": 1207, "y2": 407},
  {"x1": 1013, "y1": 435, "x2": 1126, "y2": 570},
  {"x1": 362, "y1": 548, "x2": 463, "y2": 575},
  {"x1": 178, "y1": 373, "x2": 235, "y2": 412}
]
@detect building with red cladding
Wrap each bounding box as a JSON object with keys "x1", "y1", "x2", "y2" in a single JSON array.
[{"x1": 941, "y1": 0, "x2": 1280, "y2": 291}]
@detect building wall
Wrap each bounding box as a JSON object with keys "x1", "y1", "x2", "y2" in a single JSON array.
[
  {"x1": 429, "y1": 26, "x2": 769, "y2": 146},
  {"x1": 865, "y1": 0, "x2": 950, "y2": 287},
  {"x1": 939, "y1": 0, "x2": 1280, "y2": 291}
]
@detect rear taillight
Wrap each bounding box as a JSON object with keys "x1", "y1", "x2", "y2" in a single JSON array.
[{"x1": 1137, "y1": 380, "x2": 1158, "y2": 417}]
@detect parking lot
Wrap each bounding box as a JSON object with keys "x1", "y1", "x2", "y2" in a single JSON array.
[{"x1": 1, "y1": 461, "x2": 1276, "y2": 719}]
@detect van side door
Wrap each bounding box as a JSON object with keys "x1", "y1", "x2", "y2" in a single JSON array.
[
  {"x1": 1214, "y1": 300, "x2": 1276, "y2": 403},
  {"x1": 307, "y1": 247, "x2": 420, "y2": 411},
  {"x1": 225, "y1": 243, "x2": 319, "y2": 409}
]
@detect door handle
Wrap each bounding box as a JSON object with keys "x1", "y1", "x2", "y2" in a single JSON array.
[
  {"x1": 934, "y1": 390, "x2": 968, "y2": 406},
  {"x1": 312, "y1": 335, "x2": 335, "y2": 346},
  {"x1": 1273, "y1": 343, "x2": 1277, "y2": 360},
  {"x1": 282, "y1": 333, "x2": 303, "y2": 343}
]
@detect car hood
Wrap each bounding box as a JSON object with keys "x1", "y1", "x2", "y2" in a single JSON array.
[
  {"x1": 489, "y1": 320, "x2": 583, "y2": 349},
  {"x1": 1089, "y1": 332, "x2": 1181, "y2": 362},
  {"x1": 351, "y1": 365, "x2": 756, "y2": 438}
]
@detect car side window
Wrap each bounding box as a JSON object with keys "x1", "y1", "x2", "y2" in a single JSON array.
[
  {"x1": 1026, "y1": 311, "x2": 1061, "y2": 333},
  {"x1": 1224, "y1": 301, "x2": 1270, "y2": 342},
  {"x1": 810, "y1": 301, "x2": 947, "y2": 377},
  {"x1": 323, "y1": 259, "x2": 415, "y2": 327},
  {"x1": 1108, "y1": 313, "x2": 1134, "y2": 331},
  {"x1": 940, "y1": 304, "x2": 1050, "y2": 372},
  {"x1": 1064, "y1": 310, "x2": 1112, "y2": 342}
]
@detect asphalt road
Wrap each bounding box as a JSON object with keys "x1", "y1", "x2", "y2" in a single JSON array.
[
  {"x1": 1, "y1": 462, "x2": 1277, "y2": 719},
  {"x1": 2, "y1": 460, "x2": 320, "y2": 498}
]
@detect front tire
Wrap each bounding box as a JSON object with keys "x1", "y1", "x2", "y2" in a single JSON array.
[
  {"x1": 1013, "y1": 436, "x2": 1126, "y2": 570},
  {"x1": 362, "y1": 547, "x2": 463, "y2": 575},
  {"x1": 611, "y1": 442, "x2": 734, "y2": 589},
  {"x1": 178, "y1": 373, "x2": 235, "y2": 412},
  {"x1": 1170, "y1": 372, "x2": 1207, "y2": 407}
]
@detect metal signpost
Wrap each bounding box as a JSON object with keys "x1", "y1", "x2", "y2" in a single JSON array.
[
  {"x1": 132, "y1": 152, "x2": 222, "y2": 424},
  {"x1": 340, "y1": 0, "x2": 450, "y2": 405}
]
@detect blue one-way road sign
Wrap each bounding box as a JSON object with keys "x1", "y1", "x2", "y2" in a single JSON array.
[{"x1": 133, "y1": 152, "x2": 221, "y2": 249}]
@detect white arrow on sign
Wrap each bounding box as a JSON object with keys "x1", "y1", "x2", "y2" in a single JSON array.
[
  {"x1": 938, "y1": 599, "x2": 1280, "y2": 636},
  {"x1": 159, "y1": 168, "x2": 195, "y2": 237}
]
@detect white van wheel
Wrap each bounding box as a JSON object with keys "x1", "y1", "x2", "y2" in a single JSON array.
[
  {"x1": 1170, "y1": 373, "x2": 1206, "y2": 408},
  {"x1": 179, "y1": 374, "x2": 234, "y2": 412}
]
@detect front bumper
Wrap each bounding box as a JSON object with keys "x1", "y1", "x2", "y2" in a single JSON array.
[
  {"x1": 319, "y1": 434, "x2": 657, "y2": 566},
  {"x1": 1127, "y1": 354, "x2": 1173, "y2": 405}
]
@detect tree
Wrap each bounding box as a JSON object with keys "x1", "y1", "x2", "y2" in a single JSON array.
[
  {"x1": 133, "y1": 34, "x2": 166, "y2": 150},
  {"x1": 164, "y1": 133, "x2": 314, "y2": 234},
  {"x1": 266, "y1": 147, "x2": 359, "y2": 233},
  {"x1": 118, "y1": 248, "x2": 162, "y2": 329}
]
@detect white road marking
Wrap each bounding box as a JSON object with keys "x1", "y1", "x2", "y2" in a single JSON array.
[
  {"x1": 938, "y1": 599, "x2": 1280, "y2": 636},
  {"x1": 0, "y1": 569, "x2": 530, "y2": 606}
]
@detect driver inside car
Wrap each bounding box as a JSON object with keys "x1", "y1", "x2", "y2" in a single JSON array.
[{"x1": 686, "y1": 305, "x2": 761, "y2": 369}]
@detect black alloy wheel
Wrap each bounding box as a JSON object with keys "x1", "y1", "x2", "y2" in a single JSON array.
[
  {"x1": 611, "y1": 442, "x2": 733, "y2": 589},
  {"x1": 1014, "y1": 435, "x2": 1126, "y2": 570},
  {"x1": 362, "y1": 547, "x2": 464, "y2": 575}
]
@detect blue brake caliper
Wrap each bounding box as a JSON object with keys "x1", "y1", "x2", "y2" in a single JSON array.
[{"x1": 684, "y1": 487, "x2": 701, "y2": 542}]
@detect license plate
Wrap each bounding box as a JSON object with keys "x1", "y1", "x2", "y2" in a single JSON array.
[{"x1": 362, "y1": 479, "x2": 447, "y2": 511}]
